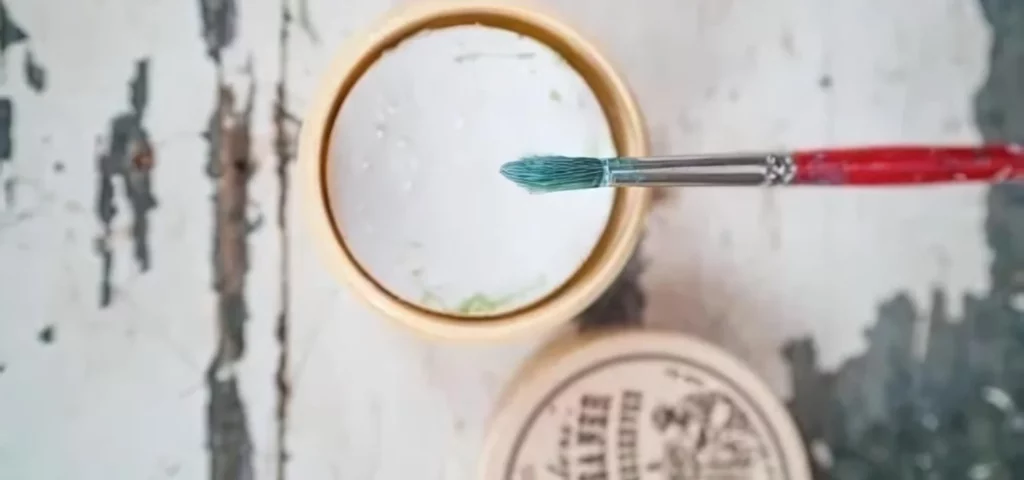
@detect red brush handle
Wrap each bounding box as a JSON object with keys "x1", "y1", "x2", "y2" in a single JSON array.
[{"x1": 790, "y1": 145, "x2": 1024, "y2": 185}]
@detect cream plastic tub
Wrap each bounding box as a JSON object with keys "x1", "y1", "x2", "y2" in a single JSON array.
[
  {"x1": 480, "y1": 328, "x2": 813, "y2": 480},
  {"x1": 298, "y1": 2, "x2": 651, "y2": 341}
]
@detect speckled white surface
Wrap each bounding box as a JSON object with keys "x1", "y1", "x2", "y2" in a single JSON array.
[{"x1": 328, "y1": 25, "x2": 616, "y2": 316}]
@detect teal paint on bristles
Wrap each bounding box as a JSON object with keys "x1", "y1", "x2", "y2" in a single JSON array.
[{"x1": 500, "y1": 155, "x2": 632, "y2": 193}]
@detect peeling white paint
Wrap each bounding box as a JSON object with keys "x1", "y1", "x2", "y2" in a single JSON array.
[
  {"x1": 0, "y1": 0, "x2": 999, "y2": 479},
  {"x1": 1010, "y1": 292, "x2": 1024, "y2": 313}
]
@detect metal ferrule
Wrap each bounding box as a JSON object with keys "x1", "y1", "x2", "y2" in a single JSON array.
[{"x1": 605, "y1": 153, "x2": 796, "y2": 187}]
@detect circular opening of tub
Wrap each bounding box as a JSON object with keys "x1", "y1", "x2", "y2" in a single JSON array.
[{"x1": 327, "y1": 24, "x2": 616, "y2": 318}]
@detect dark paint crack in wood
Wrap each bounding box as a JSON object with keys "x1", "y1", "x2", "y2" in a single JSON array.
[
  {"x1": 199, "y1": 0, "x2": 256, "y2": 478},
  {"x1": 94, "y1": 59, "x2": 156, "y2": 308},
  {"x1": 273, "y1": 2, "x2": 294, "y2": 479}
]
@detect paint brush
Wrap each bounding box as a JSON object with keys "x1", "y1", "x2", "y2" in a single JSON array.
[{"x1": 499, "y1": 144, "x2": 1024, "y2": 193}]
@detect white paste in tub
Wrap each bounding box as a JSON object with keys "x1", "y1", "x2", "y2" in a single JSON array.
[{"x1": 328, "y1": 25, "x2": 616, "y2": 317}]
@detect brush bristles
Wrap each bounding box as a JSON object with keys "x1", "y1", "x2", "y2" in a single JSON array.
[{"x1": 499, "y1": 156, "x2": 609, "y2": 193}]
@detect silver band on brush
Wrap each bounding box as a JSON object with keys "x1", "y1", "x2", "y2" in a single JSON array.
[{"x1": 604, "y1": 153, "x2": 797, "y2": 187}]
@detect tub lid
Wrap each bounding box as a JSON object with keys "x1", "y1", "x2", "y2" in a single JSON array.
[{"x1": 479, "y1": 330, "x2": 812, "y2": 480}]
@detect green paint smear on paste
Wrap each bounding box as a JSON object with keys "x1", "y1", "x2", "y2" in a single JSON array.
[{"x1": 418, "y1": 277, "x2": 546, "y2": 315}]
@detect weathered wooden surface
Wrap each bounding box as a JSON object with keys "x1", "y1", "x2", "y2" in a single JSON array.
[{"x1": 0, "y1": 0, "x2": 1021, "y2": 479}]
